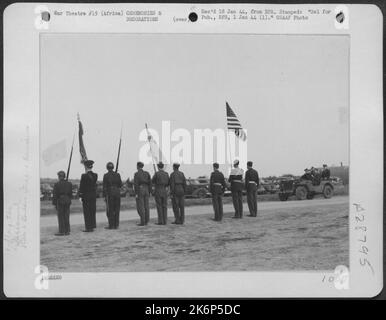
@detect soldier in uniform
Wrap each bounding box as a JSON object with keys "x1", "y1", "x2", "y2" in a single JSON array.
[
  {"x1": 79, "y1": 160, "x2": 98, "y2": 232},
  {"x1": 152, "y1": 161, "x2": 169, "y2": 225},
  {"x1": 228, "y1": 159, "x2": 244, "y2": 218},
  {"x1": 52, "y1": 171, "x2": 72, "y2": 236},
  {"x1": 134, "y1": 161, "x2": 151, "y2": 226},
  {"x1": 245, "y1": 161, "x2": 259, "y2": 217},
  {"x1": 209, "y1": 163, "x2": 226, "y2": 221},
  {"x1": 103, "y1": 162, "x2": 123, "y2": 229},
  {"x1": 169, "y1": 163, "x2": 187, "y2": 225},
  {"x1": 321, "y1": 164, "x2": 331, "y2": 180}
]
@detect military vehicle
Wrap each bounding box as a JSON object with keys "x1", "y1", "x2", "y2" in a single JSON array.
[
  {"x1": 186, "y1": 178, "x2": 210, "y2": 199},
  {"x1": 278, "y1": 178, "x2": 334, "y2": 201}
]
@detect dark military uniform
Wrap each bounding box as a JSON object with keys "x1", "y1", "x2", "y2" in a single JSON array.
[
  {"x1": 134, "y1": 169, "x2": 151, "y2": 225},
  {"x1": 79, "y1": 171, "x2": 98, "y2": 231},
  {"x1": 103, "y1": 171, "x2": 123, "y2": 229},
  {"x1": 209, "y1": 170, "x2": 226, "y2": 221},
  {"x1": 152, "y1": 170, "x2": 170, "y2": 225},
  {"x1": 245, "y1": 168, "x2": 259, "y2": 217},
  {"x1": 321, "y1": 168, "x2": 331, "y2": 180},
  {"x1": 52, "y1": 180, "x2": 72, "y2": 234},
  {"x1": 229, "y1": 167, "x2": 244, "y2": 218},
  {"x1": 170, "y1": 170, "x2": 187, "y2": 224}
]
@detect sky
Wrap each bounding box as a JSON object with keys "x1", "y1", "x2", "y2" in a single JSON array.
[{"x1": 40, "y1": 33, "x2": 349, "y2": 179}]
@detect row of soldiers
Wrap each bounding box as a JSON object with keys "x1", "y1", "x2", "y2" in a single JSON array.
[{"x1": 51, "y1": 159, "x2": 260, "y2": 236}]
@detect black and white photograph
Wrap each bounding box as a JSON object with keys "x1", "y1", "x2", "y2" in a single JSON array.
[
  {"x1": 2, "y1": 3, "x2": 383, "y2": 298},
  {"x1": 39, "y1": 33, "x2": 350, "y2": 272}
]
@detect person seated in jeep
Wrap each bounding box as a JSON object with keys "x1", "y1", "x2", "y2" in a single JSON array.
[
  {"x1": 311, "y1": 167, "x2": 321, "y2": 186},
  {"x1": 301, "y1": 168, "x2": 313, "y2": 181},
  {"x1": 321, "y1": 164, "x2": 331, "y2": 180}
]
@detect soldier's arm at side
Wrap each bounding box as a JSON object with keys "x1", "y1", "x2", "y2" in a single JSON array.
[
  {"x1": 169, "y1": 173, "x2": 175, "y2": 195},
  {"x1": 117, "y1": 173, "x2": 123, "y2": 188},
  {"x1": 78, "y1": 174, "x2": 85, "y2": 198},
  {"x1": 245, "y1": 170, "x2": 249, "y2": 188},
  {"x1": 221, "y1": 173, "x2": 226, "y2": 191},
  {"x1": 133, "y1": 173, "x2": 139, "y2": 195},
  {"x1": 182, "y1": 173, "x2": 187, "y2": 193},
  {"x1": 52, "y1": 183, "x2": 58, "y2": 206},
  {"x1": 68, "y1": 182, "x2": 73, "y2": 199},
  {"x1": 209, "y1": 172, "x2": 214, "y2": 193},
  {"x1": 102, "y1": 174, "x2": 108, "y2": 198}
]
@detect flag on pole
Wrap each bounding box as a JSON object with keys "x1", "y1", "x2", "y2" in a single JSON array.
[
  {"x1": 42, "y1": 140, "x2": 67, "y2": 166},
  {"x1": 145, "y1": 124, "x2": 166, "y2": 168},
  {"x1": 226, "y1": 102, "x2": 247, "y2": 141},
  {"x1": 77, "y1": 114, "x2": 88, "y2": 164}
]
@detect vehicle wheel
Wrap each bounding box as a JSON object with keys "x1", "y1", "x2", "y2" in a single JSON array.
[
  {"x1": 279, "y1": 193, "x2": 288, "y2": 201},
  {"x1": 306, "y1": 193, "x2": 314, "y2": 200},
  {"x1": 295, "y1": 186, "x2": 307, "y2": 200},
  {"x1": 323, "y1": 185, "x2": 333, "y2": 199}
]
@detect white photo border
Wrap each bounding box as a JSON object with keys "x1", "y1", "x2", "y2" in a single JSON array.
[{"x1": 3, "y1": 3, "x2": 383, "y2": 297}]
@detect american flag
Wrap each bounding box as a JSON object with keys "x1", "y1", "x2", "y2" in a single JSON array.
[
  {"x1": 77, "y1": 114, "x2": 88, "y2": 164},
  {"x1": 226, "y1": 102, "x2": 247, "y2": 141}
]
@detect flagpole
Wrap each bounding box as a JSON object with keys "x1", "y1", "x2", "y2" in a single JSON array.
[
  {"x1": 115, "y1": 122, "x2": 123, "y2": 173},
  {"x1": 145, "y1": 123, "x2": 157, "y2": 174},
  {"x1": 225, "y1": 102, "x2": 233, "y2": 174},
  {"x1": 66, "y1": 131, "x2": 75, "y2": 181}
]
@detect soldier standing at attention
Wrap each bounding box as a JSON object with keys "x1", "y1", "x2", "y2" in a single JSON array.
[
  {"x1": 245, "y1": 161, "x2": 259, "y2": 217},
  {"x1": 52, "y1": 171, "x2": 72, "y2": 236},
  {"x1": 228, "y1": 159, "x2": 244, "y2": 218},
  {"x1": 152, "y1": 162, "x2": 169, "y2": 225},
  {"x1": 134, "y1": 161, "x2": 151, "y2": 226},
  {"x1": 169, "y1": 163, "x2": 187, "y2": 225},
  {"x1": 103, "y1": 162, "x2": 123, "y2": 229},
  {"x1": 209, "y1": 163, "x2": 226, "y2": 221},
  {"x1": 79, "y1": 160, "x2": 98, "y2": 232}
]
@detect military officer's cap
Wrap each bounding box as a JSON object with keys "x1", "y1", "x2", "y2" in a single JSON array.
[
  {"x1": 157, "y1": 161, "x2": 164, "y2": 169},
  {"x1": 173, "y1": 162, "x2": 180, "y2": 168},
  {"x1": 323, "y1": 164, "x2": 327, "y2": 167},
  {"x1": 106, "y1": 162, "x2": 114, "y2": 169},
  {"x1": 57, "y1": 170, "x2": 66, "y2": 177},
  {"x1": 137, "y1": 161, "x2": 144, "y2": 168},
  {"x1": 233, "y1": 159, "x2": 239, "y2": 166},
  {"x1": 247, "y1": 161, "x2": 253, "y2": 167},
  {"x1": 213, "y1": 162, "x2": 219, "y2": 169},
  {"x1": 84, "y1": 160, "x2": 94, "y2": 168}
]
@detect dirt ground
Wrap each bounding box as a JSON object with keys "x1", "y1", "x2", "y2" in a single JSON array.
[{"x1": 40, "y1": 196, "x2": 349, "y2": 272}]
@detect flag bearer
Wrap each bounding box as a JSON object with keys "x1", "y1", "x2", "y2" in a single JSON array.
[
  {"x1": 52, "y1": 171, "x2": 72, "y2": 236},
  {"x1": 103, "y1": 162, "x2": 123, "y2": 229},
  {"x1": 79, "y1": 160, "x2": 98, "y2": 232},
  {"x1": 228, "y1": 160, "x2": 244, "y2": 218}
]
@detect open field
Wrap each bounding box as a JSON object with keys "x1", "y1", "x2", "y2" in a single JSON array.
[
  {"x1": 40, "y1": 184, "x2": 348, "y2": 216},
  {"x1": 41, "y1": 196, "x2": 349, "y2": 272}
]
